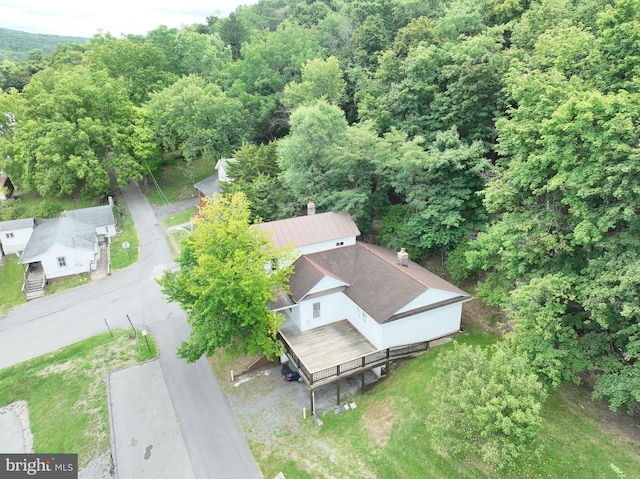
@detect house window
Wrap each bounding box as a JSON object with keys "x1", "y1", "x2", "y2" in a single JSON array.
[
  {"x1": 336, "y1": 241, "x2": 344, "y2": 247},
  {"x1": 5, "y1": 232, "x2": 14, "y2": 239},
  {"x1": 57, "y1": 257, "x2": 67, "y2": 267},
  {"x1": 312, "y1": 302, "x2": 321, "y2": 319}
]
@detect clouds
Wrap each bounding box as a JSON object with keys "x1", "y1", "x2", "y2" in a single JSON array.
[{"x1": 0, "y1": 0, "x2": 257, "y2": 38}]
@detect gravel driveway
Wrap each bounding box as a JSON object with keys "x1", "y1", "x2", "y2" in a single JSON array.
[{"x1": 222, "y1": 361, "x2": 379, "y2": 444}]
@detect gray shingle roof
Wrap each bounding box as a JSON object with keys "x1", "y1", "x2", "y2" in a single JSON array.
[
  {"x1": 19, "y1": 216, "x2": 96, "y2": 263},
  {"x1": 287, "y1": 242, "x2": 471, "y2": 324},
  {"x1": 64, "y1": 205, "x2": 115, "y2": 228},
  {"x1": 256, "y1": 211, "x2": 361, "y2": 250},
  {"x1": 194, "y1": 173, "x2": 220, "y2": 197},
  {"x1": 0, "y1": 218, "x2": 34, "y2": 232}
]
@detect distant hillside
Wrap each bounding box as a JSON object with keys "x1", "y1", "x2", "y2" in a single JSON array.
[{"x1": 0, "y1": 28, "x2": 88, "y2": 62}]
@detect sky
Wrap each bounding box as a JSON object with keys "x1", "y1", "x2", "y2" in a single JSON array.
[{"x1": 0, "y1": 0, "x2": 259, "y2": 38}]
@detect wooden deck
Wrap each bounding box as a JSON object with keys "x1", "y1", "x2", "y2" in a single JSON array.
[{"x1": 279, "y1": 319, "x2": 377, "y2": 373}]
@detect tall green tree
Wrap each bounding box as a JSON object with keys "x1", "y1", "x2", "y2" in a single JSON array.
[
  {"x1": 376, "y1": 127, "x2": 490, "y2": 258},
  {"x1": 1, "y1": 65, "x2": 141, "y2": 198},
  {"x1": 158, "y1": 192, "x2": 294, "y2": 361},
  {"x1": 222, "y1": 142, "x2": 295, "y2": 222},
  {"x1": 277, "y1": 101, "x2": 349, "y2": 208},
  {"x1": 459, "y1": 2, "x2": 640, "y2": 413},
  {"x1": 224, "y1": 23, "x2": 325, "y2": 140},
  {"x1": 173, "y1": 28, "x2": 232, "y2": 83},
  {"x1": 282, "y1": 56, "x2": 347, "y2": 109},
  {"x1": 145, "y1": 75, "x2": 249, "y2": 162},
  {"x1": 87, "y1": 34, "x2": 175, "y2": 104}
]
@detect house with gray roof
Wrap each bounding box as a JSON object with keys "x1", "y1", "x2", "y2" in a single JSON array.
[
  {"x1": 18, "y1": 204, "x2": 116, "y2": 298},
  {"x1": 0, "y1": 218, "x2": 35, "y2": 256},
  {"x1": 260, "y1": 205, "x2": 472, "y2": 413}
]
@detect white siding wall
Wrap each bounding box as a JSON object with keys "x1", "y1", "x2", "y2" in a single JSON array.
[
  {"x1": 341, "y1": 296, "x2": 384, "y2": 349},
  {"x1": 282, "y1": 306, "x2": 302, "y2": 330},
  {"x1": 1, "y1": 227, "x2": 33, "y2": 255},
  {"x1": 298, "y1": 292, "x2": 349, "y2": 331},
  {"x1": 295, "y1": 292, "x2": 465, "y2": 350},
  {"x1": 307, "y1": 276, "x2": 348, "y2": 295},
  {"x1": 296, "y1": 235, "x2": 357, "y2": 257},
  {"x1": 41, "y1": 245, "x2": 95, "y2": 279},
  {"x1": 380, "y1": 302, "x2": 464, "y2": 349},
  {"x1": 297, "y1": 293, "x2": 385, "y2": 348},
  {"x1": 395, "y1": 288, "x2": 461, "y2": 315}
]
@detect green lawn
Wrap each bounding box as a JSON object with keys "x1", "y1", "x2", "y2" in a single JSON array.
[
  {"x1": 141, "y1": 158, "x2": 216, "y2": 205},
  {"x1": 245, "y1": 326, "x2": 640, "y2": 479},
  {"x1": 110, "y1": 215, "x2": 139, "y2": 270},
  {"x1": 0, "y1": 329, "x2": 157, "y2": 468},
  {"x1": 162, "y1": 209, "x2": 195, "y2": 229},
  {"x1": 0, "y1": 255, "x2": 26, "y2": 314}
]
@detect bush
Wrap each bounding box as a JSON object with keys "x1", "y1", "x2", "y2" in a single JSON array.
[{"x1": 426, "y1": 342, "x2": 547, "y2": 469}]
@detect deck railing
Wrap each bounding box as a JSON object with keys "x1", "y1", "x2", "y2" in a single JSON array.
[{"x1": 278, "y1": 332, "x2": 429, "y2": 386}]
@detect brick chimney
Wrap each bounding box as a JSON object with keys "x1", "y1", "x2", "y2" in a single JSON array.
[
  {"x1": 307, "y1": 201, "x2": 316, "y2": 215},
  {"x1": 397, "y1": 247, "x2": 409, "y2": 266}
]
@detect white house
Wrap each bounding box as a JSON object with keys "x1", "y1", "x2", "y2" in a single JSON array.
[
  {"x1": 0, "y1": 218, "x2": 35, "y2": 256},
  {"x1": 19, "y1": 204, "x2": 116, "y2": 281},
  {"x1": 260, "y1": 206, "x2": 472, "y2": 412},
  {"x1": 274, "y1": 242, "x2": 470, "y2": 350},
  {"x1": 215, "y1": 157, "x2": 236, "y2": 184}
]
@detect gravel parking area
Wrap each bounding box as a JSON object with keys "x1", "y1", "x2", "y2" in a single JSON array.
[{"x1": 221, "y1": 361, "x2": 379, "y2": 444}]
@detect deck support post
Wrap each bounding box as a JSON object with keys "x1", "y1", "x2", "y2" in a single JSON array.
[
  {"x1": 310, "y1": 389, "x2": 315, "y2": 416},
  {"x1": 336, "y1": 378, "x2": 341, "y2": 406},
  {"x1": 386, "y1": 348, "x2": 390, "y2": 377}
]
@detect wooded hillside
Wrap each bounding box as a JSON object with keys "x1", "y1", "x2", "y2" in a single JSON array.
[
  {"x1": 0, "y1": 0, "x2": 638, "y2": 416},
  {"x1": 0, "y1": 27, "x2": 87, "y2": 61}
]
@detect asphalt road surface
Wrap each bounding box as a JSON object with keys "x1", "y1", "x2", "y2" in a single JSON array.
[{"x1": 0, "y1": 181, "x2": 261, "y2": 479}]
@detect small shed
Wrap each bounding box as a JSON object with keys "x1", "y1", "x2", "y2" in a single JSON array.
[{"x1": 194, "y1": 174, "x2": 221, "y2": 207}]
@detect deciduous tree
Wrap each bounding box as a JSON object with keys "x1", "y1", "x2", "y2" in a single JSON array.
[
  {"x1": 158, "y1": 192, "x2": 294, "y2": 361},
  {"x1": 427, "y1": 343, "x2": 547, "y2": 468},
  {"x1": 145, "y1": 75, "x2": 249, "y2": 162},
  {"x1": 2, "y1": 65, "x2": 142, "y2": 198}
]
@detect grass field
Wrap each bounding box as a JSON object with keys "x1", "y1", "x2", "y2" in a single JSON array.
[
  {"x1": 0, "y1": 255, "x2": 26, "y2": 314},
  {"x1": 141, "y1": 158, "x2": 216, "y2": 205},
  {"x1": 219, "y1": 324, "x2": 640, "y2": 479},
  {"x1": 0, "y1": 329, "x2": 157, "y2": 468}
]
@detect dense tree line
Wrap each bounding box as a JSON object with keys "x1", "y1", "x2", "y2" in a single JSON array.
[{"x1": 0, "y1": 0, "x2": 638, "y2": 453}]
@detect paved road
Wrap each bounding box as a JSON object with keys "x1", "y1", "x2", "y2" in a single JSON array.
[{"x1": 0, "y1": 181, "x2": 261, "y2": 479}]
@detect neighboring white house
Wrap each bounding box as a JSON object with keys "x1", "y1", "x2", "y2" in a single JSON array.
[
  {"x1": 215, "y1": 157, "x2": 236, "y2": 184},
  {"x1": 0, "y1": 218, "x2": 35, "y2": 256},
  {"x1": 18, "y1": 205, "x2": 116, "y2": 281}
]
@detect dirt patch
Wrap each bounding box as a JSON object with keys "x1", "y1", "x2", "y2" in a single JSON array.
[
  {"x1": 462, "y1": 297, "x2": 509, "y2": 336},
  {"x1": 361, "y1": 398, "x2": 397, "y2": 447},
  {"x1": 560, "y1": 382, "x2": 640, "y2": 451}
]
